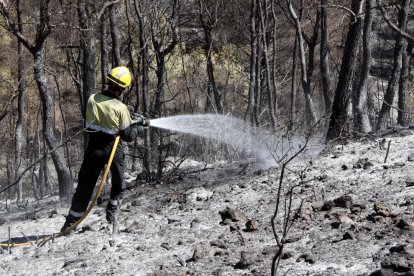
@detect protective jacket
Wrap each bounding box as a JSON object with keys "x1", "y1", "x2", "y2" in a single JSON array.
[{"x1": 68, "y1": 91, "x2": 143, "y2": 218}]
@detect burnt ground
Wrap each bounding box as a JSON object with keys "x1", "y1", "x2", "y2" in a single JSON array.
[{"x1": 1, "y1": 131, "x2": 414, "y2": 275}]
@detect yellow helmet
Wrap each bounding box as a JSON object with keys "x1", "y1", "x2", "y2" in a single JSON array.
[{"x1": 107, "y1": 66, "x2": 132, "y2": 88}]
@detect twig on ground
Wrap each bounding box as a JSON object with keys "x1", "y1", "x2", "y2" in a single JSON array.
[
  {"x1": 20, "y1": 231, "x2": 35, "y2": 247},
  {"x1": 384, "y1": 140, "x2": 391, "y2": 163}
]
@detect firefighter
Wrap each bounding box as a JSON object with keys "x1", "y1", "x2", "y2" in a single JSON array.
[{"x1": 61, "y1": 66, "x2": 149, "y2": 233}]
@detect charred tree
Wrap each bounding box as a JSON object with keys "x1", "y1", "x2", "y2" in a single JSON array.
[
  {"x1": 199, "y1": 0, "x2": 223, "y2": 114},
  {"x1": 0, "y1": 0, "x2": 74, "y2": 200},
  {"x1": 258, "y1": 0, "x2": 277, "y2": 132},
  {"x1": 326, "y1": 0, "x2": 363, "y2": 140},
  {"x1": 134, "y1": 0, "x2": 152, "y2": 178},
  {"x1": 320, "y1": 0, "x2": 333, "y2": 128},
  {"x1": 286, "y1": 0, "x2": 318, "y2": 127},
  {"x1": 354, "y1": 0, "x2": 374, "y2": 133},
  {"x1": 14, "y1": 0, "x2": 25, "y2": 203},
  {"x1": 376, "y1": 0, "x2": 410, "y2": 130},
  {"x1": 109, "y1": 2, "x2": 121, "y2": 66}
]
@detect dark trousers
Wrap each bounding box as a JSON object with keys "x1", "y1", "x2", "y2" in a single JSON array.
[{"x1": 69, "y1": 140, "x2": 125, "y2": 216}]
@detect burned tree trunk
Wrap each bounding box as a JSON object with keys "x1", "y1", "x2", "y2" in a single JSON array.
[
  {"x1": 326, "y1": 0, "x2": 363, "y2": 140},
  {"x1": 0, "y1": 0, "x2": 74, "y2": 200},
  {"x1": 354, "y1": 0, "x2": 374, "y2": 133},
  {"x1": 286, "y1": 0, "x2": 318, "y2": 127},
  {"x1": 14, "y1": 0, "x2": 26, "y2": 203},
  {"x1": 376, "y1": 0, "x2": 410, "y2": 130},
  {"x1": 320, "y1": 0, "x2": 333, "y2": 128}
]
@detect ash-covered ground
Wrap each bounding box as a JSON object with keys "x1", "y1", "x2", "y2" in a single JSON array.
[{"x1": 1, "y1": 131, "x2": 414, "y2": 275}]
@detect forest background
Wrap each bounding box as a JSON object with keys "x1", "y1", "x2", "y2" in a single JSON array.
[{"x1": 0, "y1": 0, "x2": 413, "y2": 204}]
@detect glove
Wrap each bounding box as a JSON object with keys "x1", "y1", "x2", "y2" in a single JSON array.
[{"x1": 132, "y1": 113, "x2": 150, "y2": 127}]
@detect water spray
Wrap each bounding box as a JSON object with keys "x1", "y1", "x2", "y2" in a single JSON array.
[{"x1": 148, "y1": 114, "x2": 322, "y2": 168}]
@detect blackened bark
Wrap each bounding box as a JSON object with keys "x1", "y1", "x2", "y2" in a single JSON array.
[
  {"x1": 245, "y1": 0, "x2": 258, "y2": 127},
  {"x1": 15, "y1": 0, "x2": 25, "y2": 203},
  {"x1": 199, "y1": 0, "x2": 223, "y2": 114},
  {"x1": 258, "y1": 0, "x2": 276, "y2": 132},
  {"x1": 0, "y1": 0, "x2": 74, "y2": 200},
  {"x1": 376, "y1": 0, "x2": 410, "y2": 130},
  {"x1": 320, "y1": 0, "x2": 333, "y2": 127},
  {"x1": 290, "y1": 35, "x2": 298, "y2": 128},
  {"x1": 101, "y1": 9, "x2": 109, "y2": 92},
  {"x1": 34, "y1": 50, "x2": 74, "y2": 200},
  {"x1": 151, "y1": 0, "x2": 178, "y2": 117},
  {"x1": 134, "y1": 0, "x2": 151, "y2": 177},
  {"x1": 287, "y1": 0, "x2": 318, "y2": 127},
  {"x1": 326, "y1": 0, "x2": 363, "y2": 140},
  {"x1": 78, "y1": 0, "x2": 96, "y2": 118},
  {"x1": 397, "y1": 42, "x2": 410, "y2": 126},
  {"x1": 354, "y1": 0, "x2": 374, "y2": 133},
  {"x1": 109, "y1": 3, "x2": 121, "y2": 66}
]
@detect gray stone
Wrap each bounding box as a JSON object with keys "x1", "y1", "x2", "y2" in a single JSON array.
[
  {"x1": 245, "y1": 218, "x2": 259, "y2": 232},
  {"x1": 333, "y1": 195, "x2": 353, "y2": 208},
  {"x1": 381, "y1": 254, "x2": 412, "y2": 272},
  {"x1": 219, "y1": 207, "x2": 247, "y2": 222}
]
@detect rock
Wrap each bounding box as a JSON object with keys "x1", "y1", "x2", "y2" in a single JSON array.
[
  {"x1": 219, "y1": 207, "x2": 247, "y2": 222},
  {"x1": 49, "y1": 209, "x2": 58, "y2": 218},
  {"x1": 351, "y1": 206, "x2": 363, "y2": 214},
  {"x1": 245, "y1": 219, "x2": 259, "y2": 232},
  {"x1": 381, "y1": 254, "x2": 412, "y2": 272},
  {"x1": 317, "y1": 174, "x2": 328, "y2": 181},
  {"x1": 403, "y1": 245, "x2": 414, "y2": 257},
  {"x1": 161, "y1": 243, "x2": 172, "y2": 250},
  {"x1": 185, "y1": 187, "x2": 213, "y2": 204},
  {"x1": 342, "y1": 232, "x2": 354, "y2": 240},
  {"x1": 322, "y1": 200, "x2": 335, "y2": 211},
  {"x1": 167, "y1": 218, "x2": 180, "y2": 224},
  {"x1": 212, "y1": 269, "x2": 225, "y2": 276},
  {"x1": 62, "y1": 258, "x2": 85, "y2": 268},
  {"x1": 390, "y1": 244, "x2": 405, "y2": 254},
  {"x1": 311, "y1": 201, "x2": 325, "y2": 212},
  {"x1": 262, "y1": 246, "x2": 279, "y2": 257},
  {"x1": 296, "y1": 253, "x2": 316, "y2": 264},
  {"x1": 333, "y1": 195, "x2": 353, "y2": 208},
  {"x1": 341, "y1": 164, "x2": 349, "y2": 170},
  {"x1": 369, "y1": 269, "x2": 397, "y2": 276},
  {"x1": 281, "y1": 251, "x2": 293, "y2": 259},
  {"x1": 210, "y1": 239, "x2": 227, "y2": 249},
  {"x1": 374, "y1": 203, "x2": 390, "y2": 217},
  {"x1": 208, "y1": 248, "x2": 226, "y2": 257},
  {"x1": 285, "y1": 234, "x2": 302, "y2": 244},
  {"x1": 301, "y1": 208, "x2": 312, "y2": 220},
  {"x1": 186, "y1": 244, "x2": 205, "y2": 263},
  {"x1": 396, "y1": 218, "x2": 414, "y2": 230},
  {"x1": 353, "y1": 158, "x2": 373, "y2": 169},
  {"x1": 406, "y1": 179, "x2": 414, "y2": 187},
  {"x1": 190, "y1": 218, "x2": 200, "y2": 228},
  {"x1": 234, "y1": 251, "x2": 257, "y2": 269},
  {"x1": 339, "y1": 214, "x2": 354, "y2": 225}
]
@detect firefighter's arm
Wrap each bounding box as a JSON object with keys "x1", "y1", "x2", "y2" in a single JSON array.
[{"x1": 119, "y1": 124, "x2": 144, "y2": 142}]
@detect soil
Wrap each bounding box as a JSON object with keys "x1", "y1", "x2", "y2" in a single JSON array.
[{"x1": 1, "y1": 130, "x2": 414, "y2": 275}]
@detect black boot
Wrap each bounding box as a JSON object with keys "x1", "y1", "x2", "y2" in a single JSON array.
[
  {"x1": 60, "y1": 214, "x2": 79, "y2": 234},
  {"x1": 106, "y1": 201, "x2": 119, "y2": 224}
]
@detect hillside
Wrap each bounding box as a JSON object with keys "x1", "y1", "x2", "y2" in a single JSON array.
[{"x1": 1, "y1": 130, "x2": 414, "y2": 275}]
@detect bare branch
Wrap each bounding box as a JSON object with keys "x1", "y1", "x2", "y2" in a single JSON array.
[
  {"x1": 0, "y1": 1, "x2": 34, "y2": 50},
  {"x1": 96, "y1": 0, "x2": 122, "y2": 20},
  {"x1": 376, "y1": 0, "x2": 414, "y2": 44}
]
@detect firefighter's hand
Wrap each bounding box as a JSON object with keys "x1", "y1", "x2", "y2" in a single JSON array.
[
  {"x1": 142, "y1": 118, "x2": 150, "y2": 128},
  {"x1": 132, "y1": 113, "x2": 150, "y2": 127}
]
